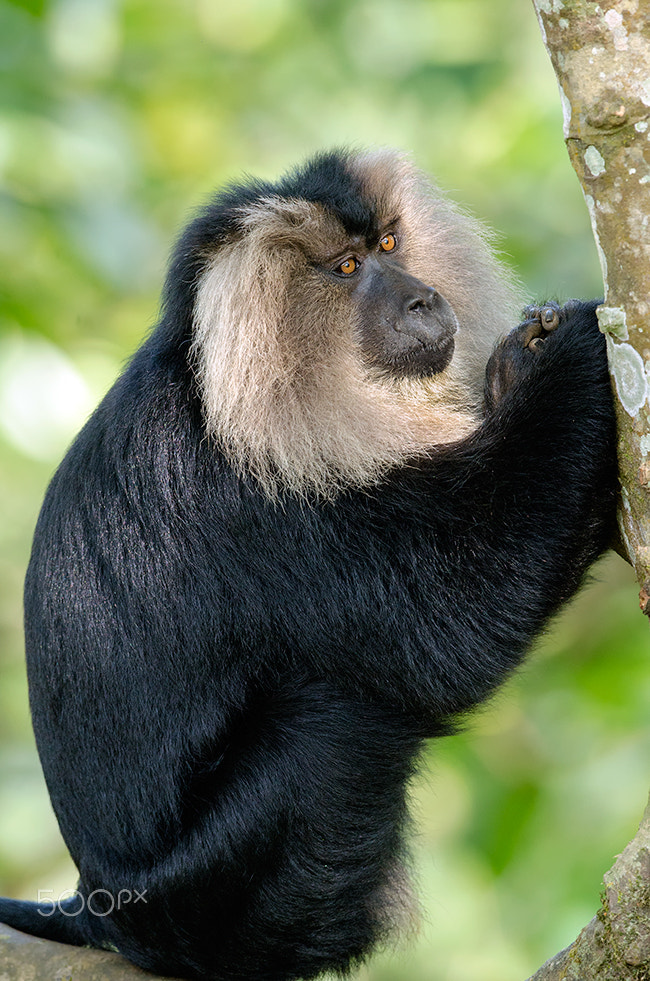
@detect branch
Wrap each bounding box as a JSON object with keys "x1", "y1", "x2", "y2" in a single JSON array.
[
  {"x1": 0, "y1": 921, "x2": 185, "y2": 980},
  {"x1": 526, "y1": 794, "x2": 650, "y2": 980}
]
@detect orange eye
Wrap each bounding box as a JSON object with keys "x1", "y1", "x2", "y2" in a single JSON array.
[
  {"x1": 337, "y1": 257, "x2": 359, "y2": 276},
  {"x1": 379, "y1": 232, "x2": 396, "y2": 252}
]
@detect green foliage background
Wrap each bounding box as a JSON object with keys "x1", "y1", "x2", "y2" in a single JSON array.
[{"x1": 0, "y1": 1, "x2": 648, "y2": 979}]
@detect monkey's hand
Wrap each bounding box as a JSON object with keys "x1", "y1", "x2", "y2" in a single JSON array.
[{"x1": 483, "y1": 300, "x2": 581, "y2": 413}]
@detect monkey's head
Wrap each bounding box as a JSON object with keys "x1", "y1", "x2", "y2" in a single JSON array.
[{"x1": 165, "y1": 149, "x2": 521, "y2": 498}]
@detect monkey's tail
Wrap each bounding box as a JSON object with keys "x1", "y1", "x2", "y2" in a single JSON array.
[{"x1": 0, "y1": 896, "x2": 91, "y2": 946}]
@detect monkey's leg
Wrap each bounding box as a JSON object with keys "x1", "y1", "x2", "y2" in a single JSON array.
[{"x1": 89, "y1": 683, "x2": 420, "y2": 981}]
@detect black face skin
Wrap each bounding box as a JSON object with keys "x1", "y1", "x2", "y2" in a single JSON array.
[{"x1": 324, "y1": 231, "x2": 459, "y2": 377}]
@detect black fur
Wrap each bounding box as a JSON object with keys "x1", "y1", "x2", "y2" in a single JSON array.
[{"x1": 0, "y1": 158, "x2": 617, "y2": 981}]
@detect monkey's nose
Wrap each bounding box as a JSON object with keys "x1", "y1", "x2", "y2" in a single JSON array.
[{"x1": 406, "y1": 288, "x2": 436, "y2": 313}]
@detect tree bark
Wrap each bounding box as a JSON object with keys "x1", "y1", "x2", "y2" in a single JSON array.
[
  {"x1": 0, "y1": 921, "x2": 185, "y2": 980},
  {"x1": 527, "y1": 794, "x2": 650, "y2": 980},
  {"x1": 527, "y1": 1, "x2": 650, "y2": 976},
  {"x1": 533, "y1": 0, "x2": 650, "y2": 598}
]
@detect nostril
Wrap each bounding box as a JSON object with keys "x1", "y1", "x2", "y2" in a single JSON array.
[{"x1": 407, "y1": 288, "x2": 436, "y2": 313}]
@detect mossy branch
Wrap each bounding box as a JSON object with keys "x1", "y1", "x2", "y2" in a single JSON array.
[{"x1": 527, "y1": 794, "x2": 650, "y2": 980}]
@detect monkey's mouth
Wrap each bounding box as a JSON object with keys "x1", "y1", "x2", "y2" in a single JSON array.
[
  {"x1": 394, "y1": 333, "x2": 455, "y2": 378},
  {"x1": 417, "y1": 335, "x2": 455, "y2": 376}
]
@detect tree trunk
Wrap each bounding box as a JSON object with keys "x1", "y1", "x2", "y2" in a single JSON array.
[
  {"x1": 527, "y1": 1, "x2": 650, "y2": 976},
  {"x1": 533, "y1": 0, "x2": 650, "y2": 595}
]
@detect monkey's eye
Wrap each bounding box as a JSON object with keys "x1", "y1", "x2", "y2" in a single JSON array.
[
  {"x1": 379, "y1": 233, "x2": 397, "y2": 252},
  {"x1": 335, "y1": 257, "x2": 359, "y2": 276}
]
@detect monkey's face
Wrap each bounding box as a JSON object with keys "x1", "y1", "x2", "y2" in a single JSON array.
[
  {"x1": 187, "y1": 148, "x2": 520, "y2": 496},
  {"x1": 321, "y1": 230, "x2": 459, "y2": 379}
]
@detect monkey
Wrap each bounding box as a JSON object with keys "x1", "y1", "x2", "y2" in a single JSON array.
[{"x1": 0, "y1": 149, "x2": 617, "y2": 981}]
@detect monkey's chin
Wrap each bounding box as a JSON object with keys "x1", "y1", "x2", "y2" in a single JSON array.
[{"x1": 397, "y1": 336, "x2": 455, "y2": 378}]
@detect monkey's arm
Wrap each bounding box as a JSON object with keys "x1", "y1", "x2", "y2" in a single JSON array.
[{"x1": 282, "y1": 300, "x2": 617, "y2": 724}]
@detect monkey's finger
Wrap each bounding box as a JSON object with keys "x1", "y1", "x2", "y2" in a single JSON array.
[
  {"x1": 522, "y1": 304, "x2": 542, "y2": 322},
  {"x1": 540, "y1": 304, "x2": 561, "y2": 331},
  {"x1": 519, "y1": 320, "x2": 545, "y2": 347}
]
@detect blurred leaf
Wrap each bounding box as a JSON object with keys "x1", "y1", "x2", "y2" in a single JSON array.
[{"x1": 3, "y1": 0, "x2": 46, "y2": 20}]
